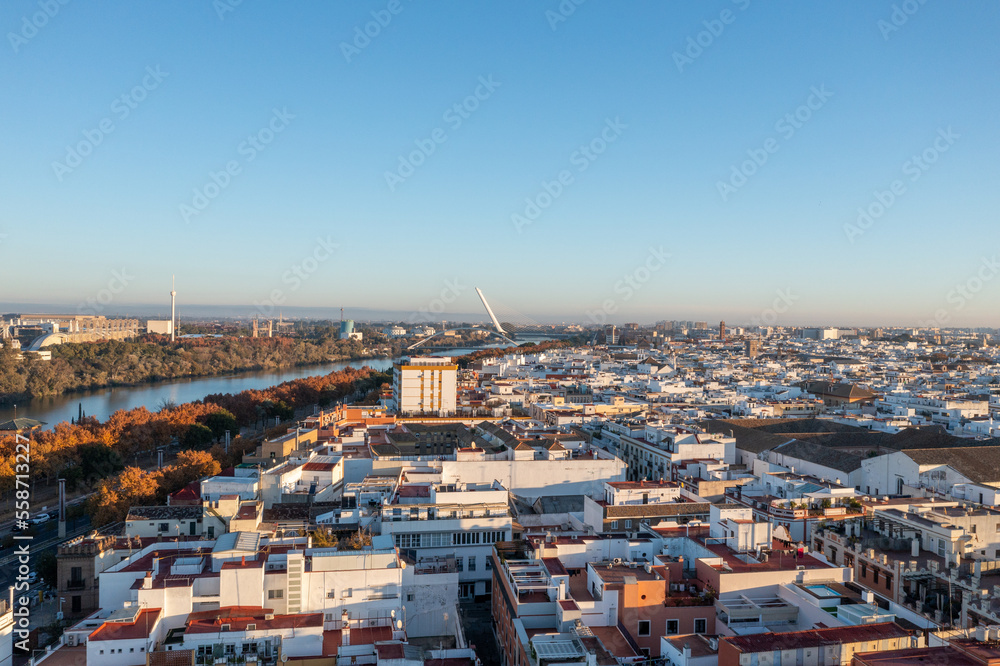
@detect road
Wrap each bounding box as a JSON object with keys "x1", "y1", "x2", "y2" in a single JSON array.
[{"x1": 0, "y1": 515, "x2": 93, "y2": 596}]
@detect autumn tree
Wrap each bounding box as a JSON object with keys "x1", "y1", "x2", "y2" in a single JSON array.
[
  {"x1": 160, "y1": 450, "x2": 220, "y2": 497},
  {"x1": 311, "y1": 528, "x2": 338, "y2": 548},
  {"x1": 89, "y1": 466, "x2": 161, "y2": 526}
]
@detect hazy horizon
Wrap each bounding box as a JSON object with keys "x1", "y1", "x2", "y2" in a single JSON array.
[{"x1": 3, "y1": 3, "x2": 998, "y2": 328}]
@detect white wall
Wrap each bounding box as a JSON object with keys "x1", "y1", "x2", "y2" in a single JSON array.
[
  {"x1": 862, "y1": 452, "x2": 917, "y2": 496},
  {"x1": 440, "y1": 458, "x2": 626, "y2": 499},
  {"x1": 401, "y1": 568, "x2": 460, "y2": 638}
]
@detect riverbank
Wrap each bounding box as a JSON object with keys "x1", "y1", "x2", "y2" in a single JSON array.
[
  {"x1": 0, "y1": 335, "x2": 390, "y2": 405},
  {"x1": 0, "y1": 357, "x2": 395, "y2": 428}
]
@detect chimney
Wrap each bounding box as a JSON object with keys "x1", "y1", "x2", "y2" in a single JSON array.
[{"x1": 683, "y1": 644, "x2": 692, "y2": 660}]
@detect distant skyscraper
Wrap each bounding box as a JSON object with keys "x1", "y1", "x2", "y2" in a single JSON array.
[
  {"x1": 720, "y1": 320, "x2": 726, "y2": 341},
  {"x1": 746, "y1": 339, "x2": 760, "y2": 358}
]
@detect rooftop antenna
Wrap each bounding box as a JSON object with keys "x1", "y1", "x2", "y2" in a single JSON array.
[{"x1": 170, "y1": 276, "x2": 177, "y2": 342}]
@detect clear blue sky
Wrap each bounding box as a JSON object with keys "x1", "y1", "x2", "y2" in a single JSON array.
[{"x1": 2, "y1": 1, "x2": 998, "y2": 327}]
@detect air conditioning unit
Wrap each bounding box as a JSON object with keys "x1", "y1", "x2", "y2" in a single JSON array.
[{"x1": 613, "y1": 558, "x2": 622, "y2": 565}]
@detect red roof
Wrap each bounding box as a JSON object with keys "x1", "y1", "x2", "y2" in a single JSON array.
[
  {"x1": 186, "y1": 611, "x2": 322, "y2": 634},
  {"x1": 302, "y1": 462, "x2": 337, "y2": 471},
  {"x1": 542, "y1": 557, "x2": 568, "y2": 576},
  {"x1": 321, "y1": 627, "x2": 393, "y2": 656},
  {"x1": 724, "y1": 622, "x2": 910, "y2": 653},
  {"x1": 375, "y1": 644, "x2": 405, "y2": 659},
  {"x1": 397, "y1": 485, "x2": 431, "y2": 498},
  {"x1": 168, "y1": 481, "x2": 201, "y2": 503},
  {"x1": 89, "y1": 609, "x2": 161, "y2": 642}
]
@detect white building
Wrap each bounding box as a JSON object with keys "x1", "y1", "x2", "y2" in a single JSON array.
[
  {"x1": 392, "y1": 356, "x2": 458, "y2": 417},
  {"x1": 0, "y1": 589, "x2": 13, "y2": 666},
  {"x1": 380, "y1": 481, "x2": 511, "y2": 600}
]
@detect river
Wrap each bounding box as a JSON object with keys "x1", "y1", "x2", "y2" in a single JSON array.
[{"x1": 0, "y1": 358, "x2": 395, "y2": 429}]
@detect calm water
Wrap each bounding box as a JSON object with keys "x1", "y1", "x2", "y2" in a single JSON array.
[{"x1": 0, "y1": 358, "x2": 394, "y2": 429}]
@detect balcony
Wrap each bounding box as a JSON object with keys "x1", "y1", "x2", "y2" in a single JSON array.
[{"x1": 65, "y1": 578, "x2": 86, "y2": 591}]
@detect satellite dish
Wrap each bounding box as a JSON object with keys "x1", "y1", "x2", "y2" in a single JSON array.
[{"x1": 281, "y1": 656, "x2": 288, "y2": 663}]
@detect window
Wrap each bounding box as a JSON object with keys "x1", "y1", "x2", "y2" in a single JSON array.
[
  {"x1": 972, "y1": 524, "x2": 978, "y2": 534},
  {"x1": 407, "y1": 593, "x2": 415, "y2": 602},
  {"x1": 485, "y1": 558, "x2": 493, "y2": 571},
  {"x1": 638, "y1": 620, "x2": 650, "y2": 636},
  {"x1": 694, "y1": 618, "x2": 707, "y2": 634},
  {"x1": 130, "y1": 648, "x2": 135, "y2": 653},
  {"x1": 100, "y1": 651, "x2": 104, "y2": 655},
  {"x1": 456, "y1": 557, "x2": 464, "y2": 572},
  {"x1": 268, "y1": 589, "x2": 283, "y2": 599},
  {"x1": 666, "y1": 619, "x2": 679, "y2": 635},
  {"x1": 342, "y1": 588, "x2": 352, "y2": 598},
  {"x1": 159, "y1": 523, "x2": 169, "y2": 532},
  {"x1": 468, "y1": 556, "x2": 476, "y2": 572},
  {"x1": 610, "y1": 520, "x2": 619, "y2": 529}
]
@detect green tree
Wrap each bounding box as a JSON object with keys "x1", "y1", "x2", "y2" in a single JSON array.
[
  {"x1": 267, "y1": 400, "x2": 294, "y2": 422},
  {"x1": 36, "y1": 551, "x2": 58, "y2": 588},
  {"x1": 183, "y1": 423, "x2": 215, "y2": 449},
  {"x1": 203, "y1": 410, "x2": 238, "y2": 442},
  {"x1": 78, "y1": 442, "x2": 125, "y2": 487}
]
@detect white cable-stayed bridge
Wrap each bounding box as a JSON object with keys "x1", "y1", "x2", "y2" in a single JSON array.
[{"x1": 406, "y1": 287, "x2": 573, "y2": 350}]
